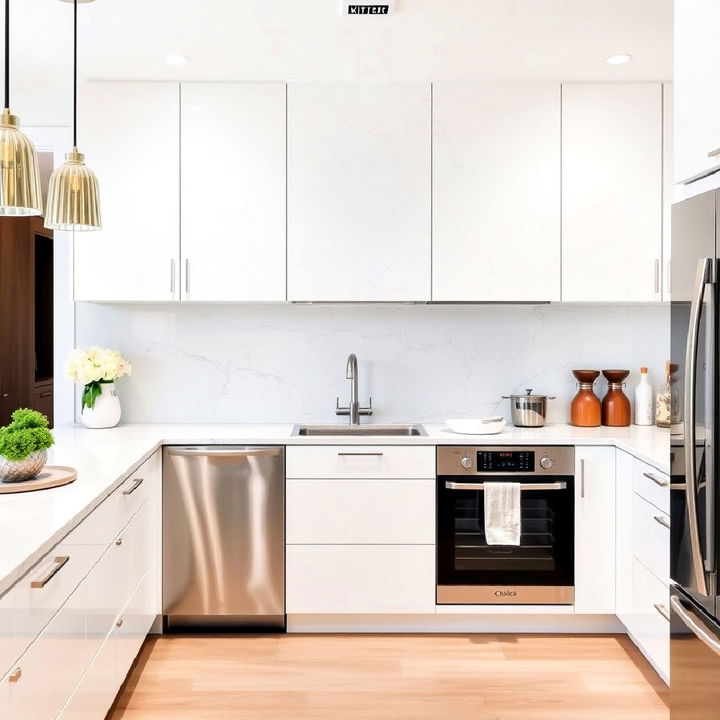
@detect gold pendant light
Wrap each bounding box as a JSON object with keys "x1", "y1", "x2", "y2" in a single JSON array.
[
  {"x1": 0, "y1": 0, "x2": 42, "y2": 216},
  {"x1": 45, "y1": 0, "x2": 101, "y2": 231}
]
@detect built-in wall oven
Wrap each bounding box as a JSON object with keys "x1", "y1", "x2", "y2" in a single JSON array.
[{"x1": 436, "y1": 446, "x2": 575, "y2": 605}]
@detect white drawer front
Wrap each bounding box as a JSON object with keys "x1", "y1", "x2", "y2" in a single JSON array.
[
  {"x1": 286, "y1": 445, "x2": 435, "y2": 479},
  {"x1": 0, "y1": 589, "x2": 20, "y2": 680},
  {"x1": 287, "y1": 479, "x2": 435, "y2": 544},
  {"x1": 286, "y1": 545, "x2": 435, "y2": 614},
  {"x1": 10, "y1": 581, "x2": 88, "y2": 720},
  {"x1": 633, "y1": 461, "x2": 670, "y2": 515},
  {"x1": 632, "y1": 557, "x2": 670, "y2": 682},
  {"x1": 633, "y1": 494, "x2": 670, "y2": 584},
  {"x1": 58, "y1": 630, "x2": 116, "y2": 720},
  {"x1": 13, "y1": 544, "x2": 103, "y2": 654},
  {"x1": 116, "y1": 572, "x2": 154, "y2": 683}
]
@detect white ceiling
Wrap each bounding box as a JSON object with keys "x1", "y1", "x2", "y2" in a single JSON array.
[{"x1": 13, "y1": 0, "x2": 672, "y2": 126}]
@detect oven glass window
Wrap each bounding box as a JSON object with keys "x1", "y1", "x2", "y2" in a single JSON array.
[{"x1": 437, "y1": 478, "x2": 574, "y2": 588}]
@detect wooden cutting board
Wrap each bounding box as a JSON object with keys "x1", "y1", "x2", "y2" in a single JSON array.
[{"x1": 0, "y1": 466, "x2": 77, "y2": 494}]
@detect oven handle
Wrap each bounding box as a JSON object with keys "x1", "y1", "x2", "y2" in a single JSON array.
[{"x1": 444, "y1": 481, "x2": 567, "y2": 491}]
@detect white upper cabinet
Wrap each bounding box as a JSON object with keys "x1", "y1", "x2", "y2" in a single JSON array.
[
  {"x1": 180, "y1": 83, "x2": 287, "y2": 301},
  {"x1": 561, "y1": 83, "x2": 662, "y2": 302},
  {"x1": 74, "y1": 82, "x2": 180, "y2": 302},
  {"x1": 432, "y1": 83, "x2": 561, "y2": 301},
  {"x1": 674, "y1": 0, "x2": 720, "y2": 185},
  {"x1": 287, "y1": 82, "x2": 431, "y2": 301}
]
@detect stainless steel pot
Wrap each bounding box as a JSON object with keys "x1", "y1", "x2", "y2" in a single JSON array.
[{"x1": 502, "y1": 389, "x2": 556, "y2": 427}]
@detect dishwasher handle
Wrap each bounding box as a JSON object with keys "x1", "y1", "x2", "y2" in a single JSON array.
[{"x1": 167, "y1": 447, "x2": 283, "y2": 458}]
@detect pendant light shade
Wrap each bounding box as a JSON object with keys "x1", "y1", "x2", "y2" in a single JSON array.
[
  {"x1": 0, "y1": 1, "x2": 42, "y2": 216},
  {"x1": 44, "y1": 147, "x2": 100, "y2": 230},
  {"x1": 44, "y1": 0, "x2": 101, "y2": 231}
]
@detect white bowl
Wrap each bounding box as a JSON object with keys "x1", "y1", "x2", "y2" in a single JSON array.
[{"x1": 446, "y1": 418, "x2": 507, "y2": 435}]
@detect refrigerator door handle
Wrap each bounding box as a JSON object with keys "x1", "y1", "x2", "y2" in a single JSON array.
[
  {"x1": 671, "y1": 594, "x2": 720, "y2": 657},
  {"x1": 684, "y1": 257, "x2": 714, "y2": 597}
]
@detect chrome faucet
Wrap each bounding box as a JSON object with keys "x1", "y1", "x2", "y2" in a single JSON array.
[{"x1": 336, "y1": 353, "x2": 373, "y2": 425}]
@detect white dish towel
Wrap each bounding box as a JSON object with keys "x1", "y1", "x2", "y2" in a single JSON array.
[{"x1": 484, "y1": 482, "x2": 521, "y2": 546}]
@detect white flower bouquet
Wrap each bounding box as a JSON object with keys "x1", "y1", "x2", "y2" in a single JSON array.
[{"x1": 65, "y1": 347, "x2": 132, "y2": 411}]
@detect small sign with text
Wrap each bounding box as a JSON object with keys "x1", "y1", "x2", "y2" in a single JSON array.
[{"x1": 340, "y1": 2, "x2": 395, "y2": 15}]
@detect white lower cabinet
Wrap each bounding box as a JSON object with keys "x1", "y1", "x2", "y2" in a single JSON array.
[
  {"x1": 574, "y1": 447, "x2": 616, "y2": 614},
  {"x1": 631, "y1": 558, "x2": 670, "y2": 682},
  {"x1": 286, "y1": 545, "x2": 435, "y2": 614}
]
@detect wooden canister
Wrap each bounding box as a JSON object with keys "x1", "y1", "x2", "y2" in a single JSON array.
[
  {"x1": 571, "y1": 370, "x2": 601, "y2": 427},
  {"x1": 601, "y1": 369, "x2": 631, "y2": 427}
]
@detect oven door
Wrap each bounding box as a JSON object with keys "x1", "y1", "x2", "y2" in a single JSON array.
[{"x1": 436, "y1": 475, "x2": 574, "y2": 604}]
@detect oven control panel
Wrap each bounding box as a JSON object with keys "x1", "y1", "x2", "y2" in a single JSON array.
[
  {"x1": 437, "y1": 446, "x2": 575, "y2": 476},
  {"x1": 477, "y1": 450, "x2": 533, "y2": 472}
]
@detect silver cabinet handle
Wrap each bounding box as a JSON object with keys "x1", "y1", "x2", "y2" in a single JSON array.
[
  {"x1": 654, "y1": 258, "x2": 660, "y2": 294},
  {"x1": 116, "y1": 618, "x2": 124, "y2": 628},
  {"x1": 122, "y1": 477, "x2": 144, "y2": 495},
  {"x1": 654, "y1": 515, "x2": 671, "y2": 530},
  {"x1": 8, "y1": 668, "x2": 21, "y2": 683},
  {"x1": 708, "y1": 147, "x2": 720, "y2": 158},
  {"x1": 644, "y1": 471, "x2": 669, "y2": 487},
  {"x1": 337, "y1": 452, "x2": 384, "y2": 457},
  {"x1": 671, "y1": 594, "x2": 720, "y2": 656},
  {"x1": 445, "y1": 481, "x2": 567, "y2": 492},
  {"x1": 580, "y1": 458, "x2": 585, "y2": 499},
  {"x1": 185, "y1": 258, "x2": 190, "y2": 295},
  {"x1": 170, "y1": 258, "x2": 176, "y2": 295},
  {"x1": 684, "y1": 257, "x2": 714, "y2": 596},
  {"x1": 30, "y1": 555, "x2": 69, "y2": 589},
  {"x1": 654, "y1": 603, "x2": 670, "y2": 622}
]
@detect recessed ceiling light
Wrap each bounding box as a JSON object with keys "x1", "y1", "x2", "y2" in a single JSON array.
[
  {"x1": 164, "y1": 54, "x2": 190, "y2": 65},
  {"x1": 606, "y1": 54, "x2": 633, "y2": 65}
]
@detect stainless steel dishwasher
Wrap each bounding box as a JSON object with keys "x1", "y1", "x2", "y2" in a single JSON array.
[{"x1": 162, "y1": 446, "x2": 285, "y2": 631}]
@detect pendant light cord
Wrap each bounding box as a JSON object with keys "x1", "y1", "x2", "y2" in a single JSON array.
[
  {"x1": 4, "y1": 0, "x2": 9, "y2": 109},
  {"x1": 73, "y1": 0, "x2": 77, "y2": 147}
]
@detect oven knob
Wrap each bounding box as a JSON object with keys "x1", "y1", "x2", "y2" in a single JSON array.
[
  {"x1": 540, "y1": 455, "x2": 553, "y2": 470},
  {"x1": 460, "y1": 455, "x2": 472, "y2": 469}
]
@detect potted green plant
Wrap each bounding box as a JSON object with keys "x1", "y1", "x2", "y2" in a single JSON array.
[{"x1": 0, "y1": 409, "x2": 55, "y2": 482}]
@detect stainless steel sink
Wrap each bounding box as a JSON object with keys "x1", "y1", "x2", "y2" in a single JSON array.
[{"x1": 292, "y1": 424, "x2": 427, "y2": 437}]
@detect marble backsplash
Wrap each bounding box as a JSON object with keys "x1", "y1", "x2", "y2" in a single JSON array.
[{"x1": 74, "y1": 302, "x2": 669, "y2": 425}]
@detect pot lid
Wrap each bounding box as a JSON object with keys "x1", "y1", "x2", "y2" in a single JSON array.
[{"x1": 504, "y1": 389, "x2": 554, "y2": 400}]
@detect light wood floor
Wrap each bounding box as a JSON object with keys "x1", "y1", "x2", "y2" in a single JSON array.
[{"x1": 107, "y1": 634, "x2": 669, "y2": 720}]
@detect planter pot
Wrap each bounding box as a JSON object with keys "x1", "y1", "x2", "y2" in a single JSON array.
[
  {"x1": 0, "y1": 450, "x2": 48, "y2": 483},
  {"x1": 81, "y1": 381, "x2": 122, "y2": 429}
]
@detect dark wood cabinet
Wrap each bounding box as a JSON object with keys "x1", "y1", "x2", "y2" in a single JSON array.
[{"x1": 0, "y1": 217, "x2": 54, "y2": 427}]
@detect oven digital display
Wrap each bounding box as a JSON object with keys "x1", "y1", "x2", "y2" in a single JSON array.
[{"x1": 477, "y1": 450, "x2": 534, "y2": 472}]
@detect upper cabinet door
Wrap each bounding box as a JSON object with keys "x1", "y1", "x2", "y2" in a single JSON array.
[
  {"x1": 562, "y1": 83, "x2": 662, "y2": 302},
  {"x1": 432, "y1": 83, "x2": 561, "y2": 301},
  {"x1": 674, "y1": 0, "x2": 720, "y2": 185},
  {"x1": 74, "y1": 82, "x2": 180, "y2": 302},
  {"x1": 180, "y1": 83, "x2": 287, "y2": 301},
  {"x1": 287, "y1": 82, "x2": 431, "y2": 301}
]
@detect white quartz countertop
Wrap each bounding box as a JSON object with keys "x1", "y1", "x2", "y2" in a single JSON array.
[{"x1": 0, "y1": 422, "x2": 670, "y2": 596}]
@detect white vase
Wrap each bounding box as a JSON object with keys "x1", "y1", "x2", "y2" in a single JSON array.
[{"x1": 81, "y1": 381, "x2": 122, "y2": 429}]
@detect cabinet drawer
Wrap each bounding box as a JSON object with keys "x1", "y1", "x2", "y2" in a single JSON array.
[
  {"x1": 12, "y1": 544, "x2": 103, "y2": 654},
  {"x1": 8, "y1": 580, "x2": 88, "y2": 720},
  {"x1": 116, "y1": 572, "x2": 153, "y2": 683},
  {"x1": 631, "y1": 558, "x2": 670, "y2": 682},
  {"x1": 85, "y1": 502, "x2": 150, "y2": 650},
  {"x1": 633, "y1": 494, "x2": 670, "y2": 584},
  {"x1": 634, "y1": 461, "x2": 670, "y2": 515},
  {"x1": 67, "y1": 453, "x2": 156, "y2": 546},
  {"x1": 0, "y1": 589, "x2": 20, "y2": 679},
  {"x1": 286, "y1": 446, "x2": 435, "y2": 479},
  {"x1": 287, "y1": 479, "x2": 435, "y2": 544},
  {"x1": 286, "y1": 545, "x2": 435, "y2": 614}
]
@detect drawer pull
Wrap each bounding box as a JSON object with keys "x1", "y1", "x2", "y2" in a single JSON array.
[
  {"x1": 337, "y1": 452, "x2": 384, "y2": 457},
  {"x1": 654, "y1": 515, "x2": 671, "y2": 530},
  {"x1": 31, "y1": 555, "x2": 69, "y2": 589},
  {"x1": 115, "y1": 537, "x2": 123, "y2": 546},
  {"x1": 8, "y1": 668, "x2": 21, "y2": 683},
  {"x1": 644, "y1": 471, "x2": 669, "y2": 488},
  {"x1": 708, "y1": 147, "x2": 720, "y2": 158},
  {"x1": 654, "y1": 603, "x2": 670, "y2": 622},
  {"x1": 116, "y1": 618, "x2": 124, "y2": 628},
  {"x1": 123, "y1": 477, "x2": 144, "y2": 495}
]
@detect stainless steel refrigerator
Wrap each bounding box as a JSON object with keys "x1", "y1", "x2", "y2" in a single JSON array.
[{"x1": 671, "y1": 189, "x2": 720, "y2": 717}]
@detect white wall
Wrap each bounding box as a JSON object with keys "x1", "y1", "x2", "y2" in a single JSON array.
[{"x1": 73, "y1": 303, "x2": 668, "y2": 425}]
